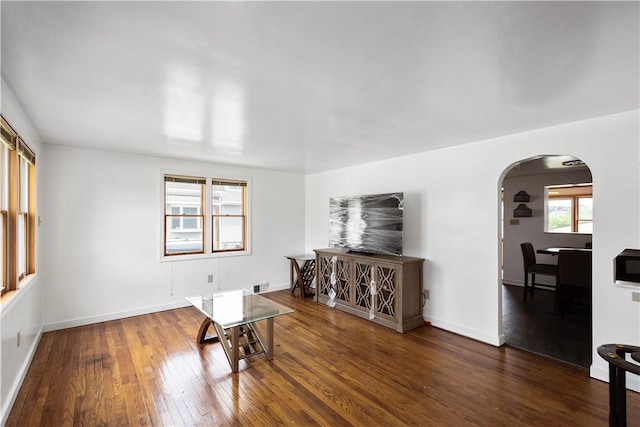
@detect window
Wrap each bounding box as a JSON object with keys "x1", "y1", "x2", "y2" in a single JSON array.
[
  {"x1": 546, "y1": 183, "x2": 592, "y2": 233},
  {"x1": 163, "y1": 174, "x2": 248, "y2": 258},
  {"x1": 164, "y1": 175, "x2": 205, "y2": 256},
  {"x1": 212, "y1": 180, "x2": 247, "y2": 252},
  {"x1": 0, "y1": 115, "x2": 36, "y2": 295}
]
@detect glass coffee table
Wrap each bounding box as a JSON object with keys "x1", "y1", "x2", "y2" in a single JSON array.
[{"x1": 186, "y1": 289, "x2": 294, "y2": 373}]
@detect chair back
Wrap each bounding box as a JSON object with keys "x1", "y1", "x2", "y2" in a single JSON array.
[
  {"x1": 557, "y1": 250, "x2": 592, "y2": 289},
  {"x1": 520, "y1": 242, "x2": 537, "y2": 270}
]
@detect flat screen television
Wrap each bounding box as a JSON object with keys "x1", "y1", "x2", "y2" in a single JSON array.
[{"x1": 328, "y1": 192, "x2": 403, "y2": 256}]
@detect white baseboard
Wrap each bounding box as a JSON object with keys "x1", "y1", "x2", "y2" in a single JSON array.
[
  {"x1": 262, "y1": 282, "x2": 290, "y2": 293},
  {"x1": 591, "y1": 364, "x2": 640, "y2": 392},
  {"x1": 502, "y1": 280, "x2": 523, "y2": 287},
  {"x1": 43, "y1": 300, "x2": 192, "y2": 332},
  {"x1": 424, "y1": 315, "x2": 503, "y2": 347},
  {"x1": 43, "y1": 283, "x2": 292, "y2": 332},
  {"x1": 1, "y1": 325, "x2": 43, "y2": 427}
]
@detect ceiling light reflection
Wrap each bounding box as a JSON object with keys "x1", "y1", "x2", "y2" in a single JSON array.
[
  {"x1": 211, "y1": 82, "x2": 245, "y2": 155},
  {"x1": 163, "y1": 63, "x2": 204, "y2": 142}
]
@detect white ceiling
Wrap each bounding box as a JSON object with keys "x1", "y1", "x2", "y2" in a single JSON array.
[{"x1": 1, "y1": 1, "x2": 638, "y2": 174}]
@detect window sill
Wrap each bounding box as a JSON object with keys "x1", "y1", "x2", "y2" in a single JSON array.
[
  {"x1": 19, "y1": 273, "x2": 36, "y2": 288},
  {"x1": 160, "y1": 250, "x2": 251, "y2": 263},
  {"x1": 544, "y1": 231, "x2": 592, "y2": 236},
  {"x1": 1, "y1": 273, "x2": 37, "y2": 314}
]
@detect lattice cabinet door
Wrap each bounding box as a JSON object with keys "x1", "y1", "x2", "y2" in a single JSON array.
[
  {"x1": 354, "y1": 261, "x2": 373, "y2": 312},
  {"x1": 317, "y1": 255, "x2": 333, "y2": 301},
  {"x1": 334, "y1": 258, "x2": 352, "y2": 304},
  {"x1": 375, "y1": 263, "x2": 398, "y2": 321}
]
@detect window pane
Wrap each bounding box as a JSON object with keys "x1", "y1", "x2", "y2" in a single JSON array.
[
  {"x1": 169, "y1": 206, "x2": 180, "y2": 229},
  {"x1": 0, "y1": 212, "x2": 4, "y2": 290},
  {"x1": 578, "y1": 197, "x2": 593, "y2": 220},
  {"x1": 17, "y1": 213, "x2": 25, "y2": 276},
  {"x1": 165, "y1": 181, "x2": 201, "y2": 213},
  {"x1": 213, "y1": 184, "x2": 243, "y2": 213},
  {"x1": 548, "y1": 199, "x2": 572, "y2": 232},
  {"x1": 19, "y1": 156, "x2": 28, "y2": 211},
  {"x1": 0, "y1": 145, "x2": 5, "y2": 289},
  {"x1": 578, "y1": 221, "x2": 592, "y2": 233},
  {"x1": 213, "y1": 216, "x2": 244, "y2": 251},
  {"x1": 0, "y1": 144, "x2": 7, "y2": 209},
  {"x1": 221, "y1": 205, "x2": 241, "y2": 215},
  {"x1": 165, "y1": 217, "x2": 202, "y2": 254}
]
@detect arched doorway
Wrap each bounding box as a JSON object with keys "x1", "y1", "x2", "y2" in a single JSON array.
[{"x1": 499, "y1": 155, "x2": 593, "y2": 368}]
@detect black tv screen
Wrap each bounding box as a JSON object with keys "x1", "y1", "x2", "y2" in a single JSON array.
[{"x1": 328, "y1": 192, "x2": 404, "y2": 256}]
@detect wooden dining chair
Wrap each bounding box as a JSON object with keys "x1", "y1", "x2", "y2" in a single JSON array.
[
  {"x1": 520, "y1": 242, "x2": 558, "y2": 301},
  {"x1": 556, "y1": 249, "x2": 592, "y2": 318}
]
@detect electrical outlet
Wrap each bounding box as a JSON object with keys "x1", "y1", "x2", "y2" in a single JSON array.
[
  {"x1": 632, "y1": 292, "x2": 640, "y2": 302},
  {"x1": 207, "y1": 274, "x2": 214, "y2": 283},
  {"x1": 253, "y1": 285, "x2": 260, "y2": 293},
  {"x1": 16, "y1": 331, "x2": 21, "y2": 348}
]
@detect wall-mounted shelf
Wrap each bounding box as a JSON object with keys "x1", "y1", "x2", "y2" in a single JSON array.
[
  {"x1": 513, "y1": 203, "x2": 532, "y2": 218},
  {"x1": 513, "y1": 190, "x2": 530, "y2": 203}
]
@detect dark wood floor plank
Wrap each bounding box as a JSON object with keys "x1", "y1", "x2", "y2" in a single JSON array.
[{"x1": 6, "y1": 289, "x2": 640, "y2": 426}]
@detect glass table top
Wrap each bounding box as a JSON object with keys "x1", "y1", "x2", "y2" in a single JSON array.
[
  {"x1": 285, "y1": 254, "x2": 316, "y2": 261},
  {"x1": 186, "y1": 289, "x2": 294, "y2": 329}
]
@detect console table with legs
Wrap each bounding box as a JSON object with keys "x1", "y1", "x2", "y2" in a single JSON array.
[{"x1": 285, "y1": 254, "x2": 316, "y2": 298}]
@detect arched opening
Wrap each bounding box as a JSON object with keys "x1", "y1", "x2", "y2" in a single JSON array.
[{"x1": 499, "y1": 155, "x2": 593, "y2": 368}]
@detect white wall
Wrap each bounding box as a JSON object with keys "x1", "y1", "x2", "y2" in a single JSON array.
[
  {"x1": 42, "y1": 145, "x2": 306, "y2": 330},
  {"x1": 305, "y1": 110, "x2": 640, "y2": 386},
  {"x1": 0, "y1": 80, "x2": 45, "y2": 424},
  {"x1": 502, "y1": 169, "x2": 593, "y2": 287}
]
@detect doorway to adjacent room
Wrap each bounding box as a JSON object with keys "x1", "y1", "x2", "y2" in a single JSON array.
[{"x1": 499, "y1": 155, "x2": 593, "y2": 368}]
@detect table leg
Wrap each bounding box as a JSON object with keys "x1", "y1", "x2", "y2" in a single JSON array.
[
  {"x1": 266, "y1": 318, "x2": 274, "y2": 361},
  {"x1": 289, "y1": 259, "x2": 296, "y2": 292},
  {"x1": 196, "y1": 317, "x2": 219, "y2": 344},
  {"x1": 231, "y1": 326, "x2": 240, "y2": 373},
  {"x1": 196, "y1": 317, "x2": 280, "y2": 373},
  {"x1": 609, "y1": 363, "x2": 627, "y2": 427}
]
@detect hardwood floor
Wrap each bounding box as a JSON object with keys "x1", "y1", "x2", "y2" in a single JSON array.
[{"x1": 7, "y1": 290, "x2": 639, "y2": 426}]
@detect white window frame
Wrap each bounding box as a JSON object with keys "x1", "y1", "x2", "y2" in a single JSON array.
[{"x1": 159, "y1": 170, "x2": 251, "y2": 261}]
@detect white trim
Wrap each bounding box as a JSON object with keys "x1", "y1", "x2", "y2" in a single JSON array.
[
  {"x1": 43, "y1": 300, "x2": 192, "y2": 332},
  {"x1": 0, "y1": 273, "x2": 38, "y2": 320},
  {"x1": 591, "y1": 364, "x2": 640, "y2": 392},
  {"x1": 1, "y1": 324, "x2": 43, "y2": 426},
  {"x1": 42, "y1": 283, "x2": 291, "y2": 332},
  {"x1": 424, "y1": 316, "x2": 503, "y2": 347},
  {"x1": 263, "y1": 282, "x2": 289, "y2": 293}
]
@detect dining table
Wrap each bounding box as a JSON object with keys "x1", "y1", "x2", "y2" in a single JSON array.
[{"x1": 536, "y1": 247, "x2": 592, "y2": 255}]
